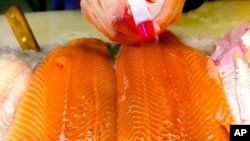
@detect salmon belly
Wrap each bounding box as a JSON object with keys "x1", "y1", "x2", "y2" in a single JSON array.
[
  {"x1": 0, "y1": 55, "x2": 31, "y2": 139},
  {"x1": 115, "y1": 31, "x2": 234, "y2": 140},
  {"x1": 4, "y1": 38, "x2": 117, "y2": 140}
]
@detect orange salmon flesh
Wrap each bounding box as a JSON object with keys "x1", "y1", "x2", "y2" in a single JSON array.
[{"x1": 4, "y1": 31, "x2": 234, "y2": 140}]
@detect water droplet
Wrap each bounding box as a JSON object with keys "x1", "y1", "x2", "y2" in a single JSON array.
[
  {"x1": 215, "y1": 106, "x2": 223, "y2": 121},
  {"x1": 208, "y1": 134, "x2": 214, "y2": 140},
  {"x1": 176, "y1": 118, "x2": 181, "y2": 123},
  {"x1": 82, "y1": 113, "x2": 86, "y2": 117},
  {"x1": 123, "y1": 74, "x2": 129, "y2": 89},
  {"x1": 62, "y1": 117, "x2": 67, "y2": 122},
  {"x1": 119, "y1": 94, "x2": 126, "y2": 102},
  {"x1": 87, "y1": 129, "x2": 93, "y2": 134},
  {"x1": 62, "y1": 111, "x2": 66, "y2": 115},
  {"x1": 163, "y1": 120, "x2": 170, "y2": 124},
  {"x1": 59, "y1": 132, "x2": 66, "y2": 140},
  {"x1": 73, "y1": 114, "x2": 80, "y2": 118},
  {"x1": 128, "y1": 105, "x2": 133, "y2": 113},
  {"x1": 87, "y1": 129, "x2": 93, "y2": 137}
]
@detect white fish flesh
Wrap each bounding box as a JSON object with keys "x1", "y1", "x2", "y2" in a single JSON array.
[
  {"x1": 0, "y1": 54, "x2": 32, "y2": 139},
  {"x1": 211, "y1": 23, "x2": 250, "y2": 124}
]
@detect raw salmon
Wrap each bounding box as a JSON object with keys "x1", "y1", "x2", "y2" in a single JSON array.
[
  {"x1": 4, "y1": 38, "x2": 117, "y2": 140},
  {"x1": 0, "y1": 55, "x2": 31, "y2": 139},
  {"x1": 211, "y1": 23, "x2": 250, "y2": 124},
  {"x1": 115, "y1": 31, "x2": 234, "y2": 140}
]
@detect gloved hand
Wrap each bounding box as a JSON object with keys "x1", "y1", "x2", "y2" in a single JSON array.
[{"x1": 81, "y1": 0, "x2": 185, "y2": 44}]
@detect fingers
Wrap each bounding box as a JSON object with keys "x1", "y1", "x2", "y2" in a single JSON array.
[
  {"x1": 153, "y1": 0, "x2": 185, "y2": 33},
  {"x1": 81, "y1": 0, "x2": 141, "y2": 43},
  {"x1": 81, "y1": 0, "x2": 117, "y2": 39},
  {"x1": 104, "y1": 1, "x2": 139, "y2": 37},
  {"x1": 81, "y1": 0, "x2": 156, "y2": 43},
  {"x1": 80, "y1": 0, "x2": 109, "y2": 36}
]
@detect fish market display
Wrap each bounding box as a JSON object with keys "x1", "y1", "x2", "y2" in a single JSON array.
[
  {"x1": 0, "y1": 55, "x2": 31, "y2": 139},
  {"x1": 115, "y1": 31, "x2": 234, "y2": 140},
  {"x1": 2, "y1": 31, "x2": 235, "y2": 140},
  {"x1": 211, "y1": 23, "x2": 250, "y2": 124},
  {"x1": 4, "y1": 38, "x2": 117, "y2": 140}
]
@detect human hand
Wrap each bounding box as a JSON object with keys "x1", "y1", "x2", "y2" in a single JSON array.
[
  {"x1": 152, "y1": 0, "x2": 185, "y2": 34},
  {"x1": 80, "y1": 0, "x2": 185, "y2": 44}
]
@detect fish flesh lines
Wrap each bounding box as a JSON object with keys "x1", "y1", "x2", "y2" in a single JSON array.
[
  {"x1": 0, "y1": 55, "x2": 31, "y2": 139},
  {"x1": 3, "y1": 31, "x2": 234, "y2": 140},
  {"x1": 4, "y1": 38, "x2": 117, "y2": 140},
  {"x1": 115, "y1": 31, "x2": 233, "y2": 140}
]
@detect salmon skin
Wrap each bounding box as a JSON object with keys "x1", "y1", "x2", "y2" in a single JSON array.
[
  {"x1": 115, "y1": 31, "x2": 234, "y2": 140},
  {"x1": 4, "y1": 38, "x2": 117, "y2": 140},
  {"x1": 0, "y1": 55, "x2": 31, "y2": 139},
  {"x1": 211, "y1": 23, "x2": 250, "y2": 124}
]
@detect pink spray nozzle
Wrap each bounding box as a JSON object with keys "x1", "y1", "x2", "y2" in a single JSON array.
[{"x1": 127, "y1": 0, "x2": 156, "y2": 41}]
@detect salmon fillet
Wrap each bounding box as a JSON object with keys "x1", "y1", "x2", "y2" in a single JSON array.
[
  {"x1": 115, "y1": 31, "x2": 234, "y2": 140},
  {"x1": 4, "y1": 38, "x2": 117, "y2": 140},
  {"x1": 211, "y1": 23, "x2": 250, "y2": 124},
  {"x1": 0, "y1": 55, "x2": 31, "y2": 139}
]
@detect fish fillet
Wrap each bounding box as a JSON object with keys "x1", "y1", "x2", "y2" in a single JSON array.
[
  {"x1": 0, "y1": 55, "x2": 31, "y2": 139},
  {"x1": 4, "y1": 38, "x2": 117, "y2": 140},
  {"x1": 115, "y1": 31, "x2": 234, "y2": 140},
  {"x1": 211, "y1": 23, "x2": 250, "y2": 124}
]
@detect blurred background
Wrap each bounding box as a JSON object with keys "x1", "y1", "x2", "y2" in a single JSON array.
[
  {"x1": 0, "y1": 0, "x2": 208, "y2": 14},
  {"x1": 0, "y1": 0, "x2": 82, "y2": 13},
  {"x1": 0, "y1": 0, "x2": 50, "y2": 13}
]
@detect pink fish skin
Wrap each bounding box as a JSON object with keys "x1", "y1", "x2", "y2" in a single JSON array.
[{"x1": 211, "y1": 23, "x2": 250, "y2": 124}]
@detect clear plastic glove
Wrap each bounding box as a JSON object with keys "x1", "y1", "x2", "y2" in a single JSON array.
[{"x1": 80, "y1": 0, "x2": 185, "y2": 44}]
